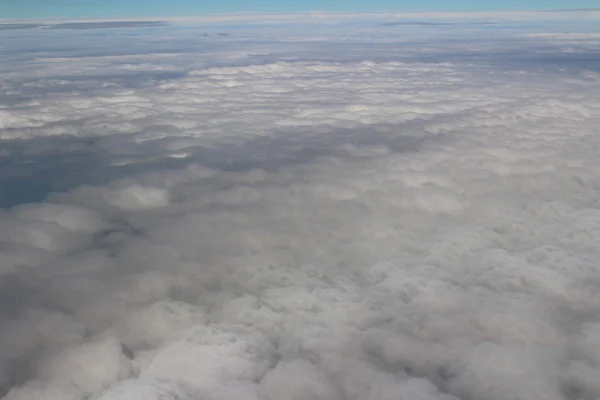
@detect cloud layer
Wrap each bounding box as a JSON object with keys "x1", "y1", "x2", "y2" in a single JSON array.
[{"x1": 1, "y1": 14, "x2": 600, "y2": 400}]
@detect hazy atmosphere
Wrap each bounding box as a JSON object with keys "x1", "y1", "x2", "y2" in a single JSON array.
[{"x1": 1, "y1": 7, "x2": 600, "y2": 400}]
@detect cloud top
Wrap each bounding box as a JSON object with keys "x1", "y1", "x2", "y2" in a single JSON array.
[{"x1": 1, "y1": 14, "x2": 600, "y2": 400}]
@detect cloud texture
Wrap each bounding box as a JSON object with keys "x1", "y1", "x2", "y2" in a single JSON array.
[{"x1": 1, "y1": 13, "x2": 600, "y2": 400}]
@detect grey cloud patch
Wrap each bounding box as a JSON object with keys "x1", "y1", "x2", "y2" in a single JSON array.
[
  {"x1": 0, "y1": 21, "x2": 168, "y2": 31},
  {"x1": 0, "y1": 136, "x2": 106, "y2": 208},
  {"x1": 43, "y1": 21, "x2": 168, "y2": 30},
  {"x1": 1, "y1": 15, "x2": 600, "y2": 400},
  {"x1": 0, "y1": 70, "x2": 189, "y2": 108},
  {"x1": 0, "y1": 122, "x2": 431, "y2": 207},
  {"x1": 0, "y1": 23, "x2": 45, "y2": 31}
]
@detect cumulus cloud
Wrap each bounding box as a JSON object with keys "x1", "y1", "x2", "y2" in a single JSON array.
[{"x1": 1, "y1": 12, "x2": 600, "y2": 400}]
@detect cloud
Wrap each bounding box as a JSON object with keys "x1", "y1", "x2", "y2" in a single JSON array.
[
  {"x1": 1, "y1": 13, "x2": 600, "y2": 400},
  {"x1": 0, "y1": 21, "x2": 168, "y2": 31},
  {"x1": 97, "y1": 379, "x2": 188, "y2": 400},
  {"x1": 105, "y1": 185, "x2": 170, "y2": 211}
]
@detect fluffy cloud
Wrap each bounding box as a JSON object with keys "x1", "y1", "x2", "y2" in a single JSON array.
[{"x1": 1, "y1": 13, "x2": 600, "y2": 400}]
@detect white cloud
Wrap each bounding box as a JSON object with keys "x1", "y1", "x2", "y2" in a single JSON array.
[
  {"x1": 105, "y1": 185, "x2": 170, "y2": 211},
  {"x1": 141, "y1": 326, "x2": 275, "y2": 395},
  {"x1": 36, "y1": 335, "x2": 132, "y2": 395},
  {"x1": 1, "y1": 13, "x2": 600, "y2": 400}
]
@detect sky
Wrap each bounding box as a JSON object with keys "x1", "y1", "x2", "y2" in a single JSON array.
[
  {"x1": 2, "y1": 8, "x2": 600, "y2": 400},
  {"x1": 1, "y1": 0, "x2": 600, "y2": 19}
]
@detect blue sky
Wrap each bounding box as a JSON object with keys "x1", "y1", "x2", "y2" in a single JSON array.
[{"x1": 2, "y1": 0, "x2": 599, "y2": 19}]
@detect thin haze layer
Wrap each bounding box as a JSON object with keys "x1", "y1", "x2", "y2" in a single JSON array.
[{"x1": 1, "y1": 14, "x2": 600, "y2": 400}]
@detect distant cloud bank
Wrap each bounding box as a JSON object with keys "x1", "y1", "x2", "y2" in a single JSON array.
[{"x1": 0, "y1": 21, "x2": 168, "y2": 30}]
